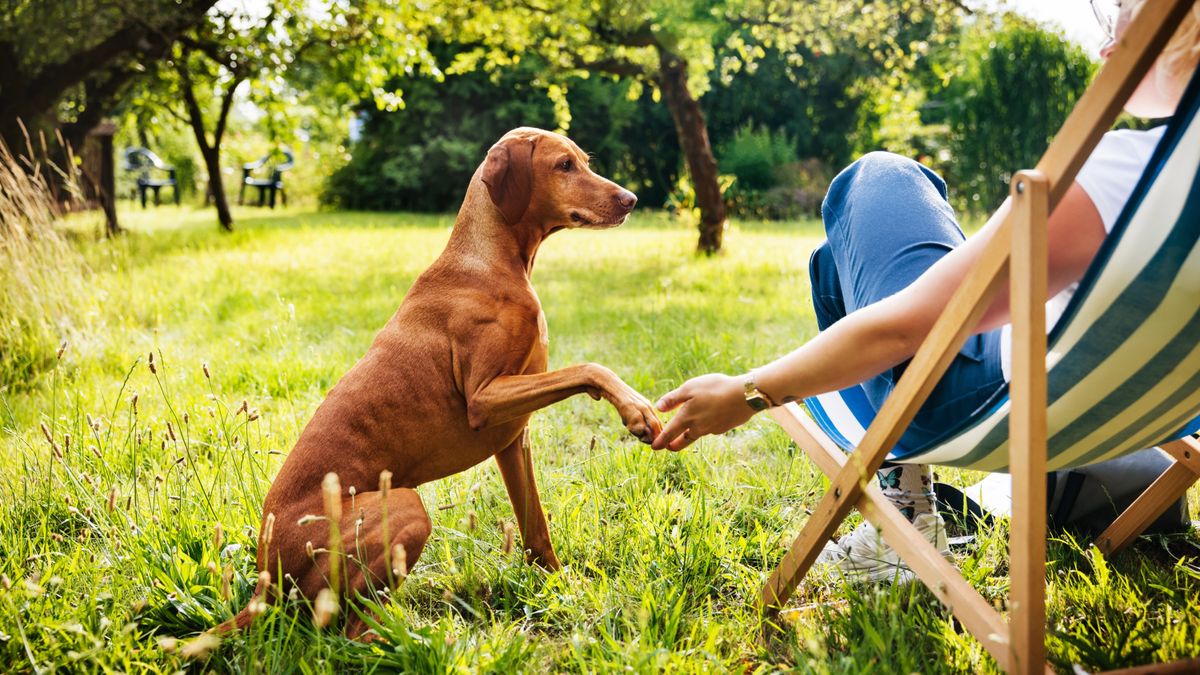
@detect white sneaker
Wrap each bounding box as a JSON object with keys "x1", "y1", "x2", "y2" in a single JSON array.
[{"x1": 813, "y1": 512, "x2": 951, "y2": 584}]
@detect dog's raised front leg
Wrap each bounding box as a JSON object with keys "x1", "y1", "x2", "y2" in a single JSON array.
[
  {"x1": 466, "y1": 363, "x2": 662, "y2": 443},
  {"x1": 495, "y1": 428, "x2": 561, "y2": 570}
]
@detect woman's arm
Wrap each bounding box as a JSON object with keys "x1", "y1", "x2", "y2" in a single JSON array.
[{"x1": 651, "y1": 182, "x2": 1106, "y2": 451}]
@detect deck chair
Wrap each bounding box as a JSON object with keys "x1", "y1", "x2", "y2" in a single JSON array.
[{"x1": 759, "y1": 2, "x2": 1200, "y2": 673}]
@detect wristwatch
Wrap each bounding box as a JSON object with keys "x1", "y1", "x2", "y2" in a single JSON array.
[{"x1": 742, "y1": 372, "x2": 778, "y2": 411}]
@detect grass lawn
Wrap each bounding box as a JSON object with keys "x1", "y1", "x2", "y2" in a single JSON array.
[{"x1": 1, "y1": 205, "x2": 1198, "y2": 673}]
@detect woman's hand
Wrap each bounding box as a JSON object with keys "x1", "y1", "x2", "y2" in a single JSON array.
[{"x1": 651, "y1": 374, "x2": 756, "y2": 451}]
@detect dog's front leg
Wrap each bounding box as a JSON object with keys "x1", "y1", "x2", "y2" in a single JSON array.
[
  {"x1": 495, "y1": 428, "x2": 561, "y2": 570},
  {"x1": 466, "y1": 363, "x2": 662, "y2": 443}
]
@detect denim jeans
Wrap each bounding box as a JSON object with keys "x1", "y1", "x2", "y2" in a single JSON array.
[{"x1": 809, "y1": 151, "x2": 1006, "y2": 450}]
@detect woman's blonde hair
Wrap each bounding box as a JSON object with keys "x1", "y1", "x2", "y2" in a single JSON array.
[{"x1": 1132, "y1": 0, "x2": 1200, "y2": 99}]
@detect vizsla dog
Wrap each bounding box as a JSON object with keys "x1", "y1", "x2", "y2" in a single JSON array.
[{"x1": 224, "y1": 127, "x2": 661, "y2": 638}]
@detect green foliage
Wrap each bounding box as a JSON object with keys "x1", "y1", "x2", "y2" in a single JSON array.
[
  {"x1": 716, "y1": 125, "x2": 832, "y2": 220},
  {"x1": 704, "y1": 47, "x2": 865, "y2": 171},
  {"x1": 323, "y1": 59, "x2": 556, "y2": 211},
  {"x1": 322, "y1": 56, "x2": 684, "y2": 212},
  {"x1": 718, "y1": 125, "x2": 798, "y2": 192},
  {"x1": 932, "y1": 13, "x2": 1097, "y2": 211}
]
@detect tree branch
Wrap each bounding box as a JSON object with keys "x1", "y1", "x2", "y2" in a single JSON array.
[
  {"x1": 176, "y1": 56, "x2": 212, "y2": 153},
  {"x1": 572, "y1": 56, "x2": 649, "y2": 79},
  {"x1": 213, "y1": 76, "x2": 243, "y2": 147}
]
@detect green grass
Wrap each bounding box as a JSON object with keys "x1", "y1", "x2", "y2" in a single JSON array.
[{"x1": 1, "y1": 204, "x2": 1198, "y2": 673}]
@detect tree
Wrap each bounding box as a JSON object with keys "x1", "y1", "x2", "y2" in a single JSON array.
[
  {"x1": 0, "y1": 0, "x2": 215, "y2": 154},
  {"x1": 434, "y1": 0, "x2": 962, "y2": 253},
  {"x1": 129, "y1": 0, "x2": 438, "y2": 231},
  {"x1": 930, "y1": 13, "x2": 1096, "y2": 211}
]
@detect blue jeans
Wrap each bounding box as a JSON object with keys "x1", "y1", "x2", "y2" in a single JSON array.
[{"x1": 809, "y1": 152, "x2": 1006, "y2": 450}]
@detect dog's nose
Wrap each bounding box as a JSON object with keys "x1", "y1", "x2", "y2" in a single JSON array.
[{"x1": 616, "y1": 189, "x2": 637, "y2": 212}]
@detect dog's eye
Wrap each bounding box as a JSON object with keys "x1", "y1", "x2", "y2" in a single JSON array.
[{"x1": 558, "y1": 159, "x2": 573, "y2": 172}]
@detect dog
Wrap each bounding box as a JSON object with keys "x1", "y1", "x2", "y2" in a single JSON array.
[{"x1": 222, "y1": 127, "x2": 662, "y2": 638}]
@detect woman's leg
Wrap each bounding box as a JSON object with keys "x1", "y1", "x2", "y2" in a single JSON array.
[
  {"x1": 819, "y1": 151, "x2": 1004, "y2": 443},
  {"x1": 808, "y1": 152, "x2": 1004, "y2": 581}
]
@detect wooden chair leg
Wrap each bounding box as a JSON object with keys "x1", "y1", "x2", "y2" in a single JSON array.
[
  {"x1": 1009, "y1": 171, "x2": 1050, "y2": 675},
  {"x1": 1096, "y1": 459, "x2": 1199, "y2": 555},
  {"x1": 772, "y1": 404, "x2": 1014, "y2": 668}
]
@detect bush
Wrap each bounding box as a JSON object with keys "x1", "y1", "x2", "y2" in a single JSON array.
[
  {"x1": 716, "y1": 126, "x2": 832, "y2": 220},
  {"x1": 717, "y1": 124, "x2": 798, "y2": 192},
  {"x1": 931, "y1": 13, "x2": 1096, "y2": 212}
]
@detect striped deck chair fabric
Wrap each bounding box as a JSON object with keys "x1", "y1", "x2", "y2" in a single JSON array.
[{"x1": 804, "y1": 67, "x2": 1200, "y2": 474}]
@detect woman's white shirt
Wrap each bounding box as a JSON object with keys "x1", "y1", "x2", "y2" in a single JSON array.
[{"x1": 998, "y1": 125, "x2": 1167, "y2": 381}]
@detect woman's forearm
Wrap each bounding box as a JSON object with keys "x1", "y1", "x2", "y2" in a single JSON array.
[{"x1": 754, "y1": 297, "x2": 920, "y2": 404}]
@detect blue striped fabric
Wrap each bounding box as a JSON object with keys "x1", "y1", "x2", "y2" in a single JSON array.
[{"x1": 804, "y1": 70, "x2": 1200, "y2": 473}]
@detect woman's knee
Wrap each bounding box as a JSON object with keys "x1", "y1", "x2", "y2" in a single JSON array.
[{"x1": 822, "y1": 151, "x2": 949, "y2": 223}]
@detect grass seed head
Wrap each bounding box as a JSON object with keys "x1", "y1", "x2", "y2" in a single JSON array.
[
  {"x1": 221, "y1": 566, "x2": 233, "y2": 601},
  {"x1": 392, "y1": 543, "x2": 408, "y2": 579},
  {"x1": 106, "y1": 488, "x2": 117, "y2": 512},
  {"x1": 263, "y1": 512, "x2": 276, "y2": 546},
  {"x1": 56, "y1": 340, "x2": 67, "y2": 360},
  {"x1": 1, "y1": 574, "x2": 10, "y2": 590},
  {"x1": 206, "y1": 561, "x2": 218, "y2": 576},
  {"x1": 313, "y1": 588, "x2": 338, "y2": 629},
  {"x1": 379, "y1": 470, "x2": 392, "y2": 499},
  {"x1": 202, "y1": 362, "x2": 210, "y2": 379},
  {"x1": 148, "y1": 352, "x2": 156, "y2": 374},
  {"x1": 468, "y1": 511, "x2": 477, "y2": 531},
  {"x1": 502, "y1": 522, "x2": 515, "y2": 555},
  {"x1": 213, "y1": 522, "x2": 224, "y2": 550},
  {"x1": 130, "y1": 393, "x2": 138, "y2": 415},
  {"x1": 322, "y1": 473, "x2": 342, "y2": 522},
  {"x1": 158, "y1": 636, "x2": 178, "y2": 653},
  {"x1": 306, "y1": 540, "x2": 315, "y2": 558},
  {"x1": 179, "y1": 633, "x2": 220, "y2": 660}
]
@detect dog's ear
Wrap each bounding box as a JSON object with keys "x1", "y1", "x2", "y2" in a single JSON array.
[{"x1": 481, "y1": 137, "x2": 535, "y2": 225}]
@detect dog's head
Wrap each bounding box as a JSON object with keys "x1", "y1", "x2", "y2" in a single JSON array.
[{"x1": 480, "y1": 127, "x2": 637, "y2": 233}]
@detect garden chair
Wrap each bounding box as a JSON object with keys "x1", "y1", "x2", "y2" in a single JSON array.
[
  {"x1": 239, "y1": 147, "x2": 294, "y2": 209},
  {"x1": 759, "y1": 2, "x2": 1200, "y2": 673},
  {"x1": 121, "y1": 147, "x2": 179, "y2": 208}
]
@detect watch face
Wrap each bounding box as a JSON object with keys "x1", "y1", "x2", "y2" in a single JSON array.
[{"x1": 746, "y1": 396, "x2": 769, "y2": 411}]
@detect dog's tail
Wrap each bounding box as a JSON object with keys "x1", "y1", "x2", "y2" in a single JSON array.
[{"x1": 211, "y1": 570, "x2": 272, "y2": 636}]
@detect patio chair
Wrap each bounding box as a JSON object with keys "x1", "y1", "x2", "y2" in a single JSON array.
[
  {"x1": 759, "y1": 2, "x2": 1200, "y2": 673},
  {"x1": 239, "y1": 148, "x2": 294, "y2": 209},
  {"x1": 122, "y1": 147, "x2": 180, "y2": 208}
]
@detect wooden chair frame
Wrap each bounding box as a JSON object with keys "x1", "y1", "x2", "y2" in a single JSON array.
[{"x1": 758, "y1": 3, "x2": 1200, "y2": 673}]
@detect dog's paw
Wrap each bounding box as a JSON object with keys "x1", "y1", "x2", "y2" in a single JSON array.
[{"x1": 618, "y1": 395, "x2": 662, "y2": 445}]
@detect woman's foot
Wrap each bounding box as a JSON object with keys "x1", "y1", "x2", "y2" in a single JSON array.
[{"x1": 813, "y1": 512, "x2": 950, "y2": 584}]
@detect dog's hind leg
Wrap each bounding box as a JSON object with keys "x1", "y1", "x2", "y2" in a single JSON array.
[
  {"x1": 496, "y1": 429, "x2": 561, "y2": 570},
  {"x1": 338, "y1": 486, "x2": 432, "y2": 639}
]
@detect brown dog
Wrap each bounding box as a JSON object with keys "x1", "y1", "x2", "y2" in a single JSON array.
[{"x1": 223, "y1": 127, "x2": 662, "y2": 637}]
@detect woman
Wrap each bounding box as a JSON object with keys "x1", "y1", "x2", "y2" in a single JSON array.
[{"x1": 651, "y1": 1, "x2": 1200, "y2": 581}]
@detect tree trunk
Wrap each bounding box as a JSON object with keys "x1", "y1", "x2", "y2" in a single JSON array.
[
  {"x1": 98, "y1": 131, "x2": 121, "y2": 237},
  {"x1": 201, "y1": 146, "x2": 233, "y2": 231},
  {"x1": 178, "y1": 63, "x2": 239, "y2": 232},
  {"x1": 656, "y1": 49, "x2": 727, "y2": 255}
]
